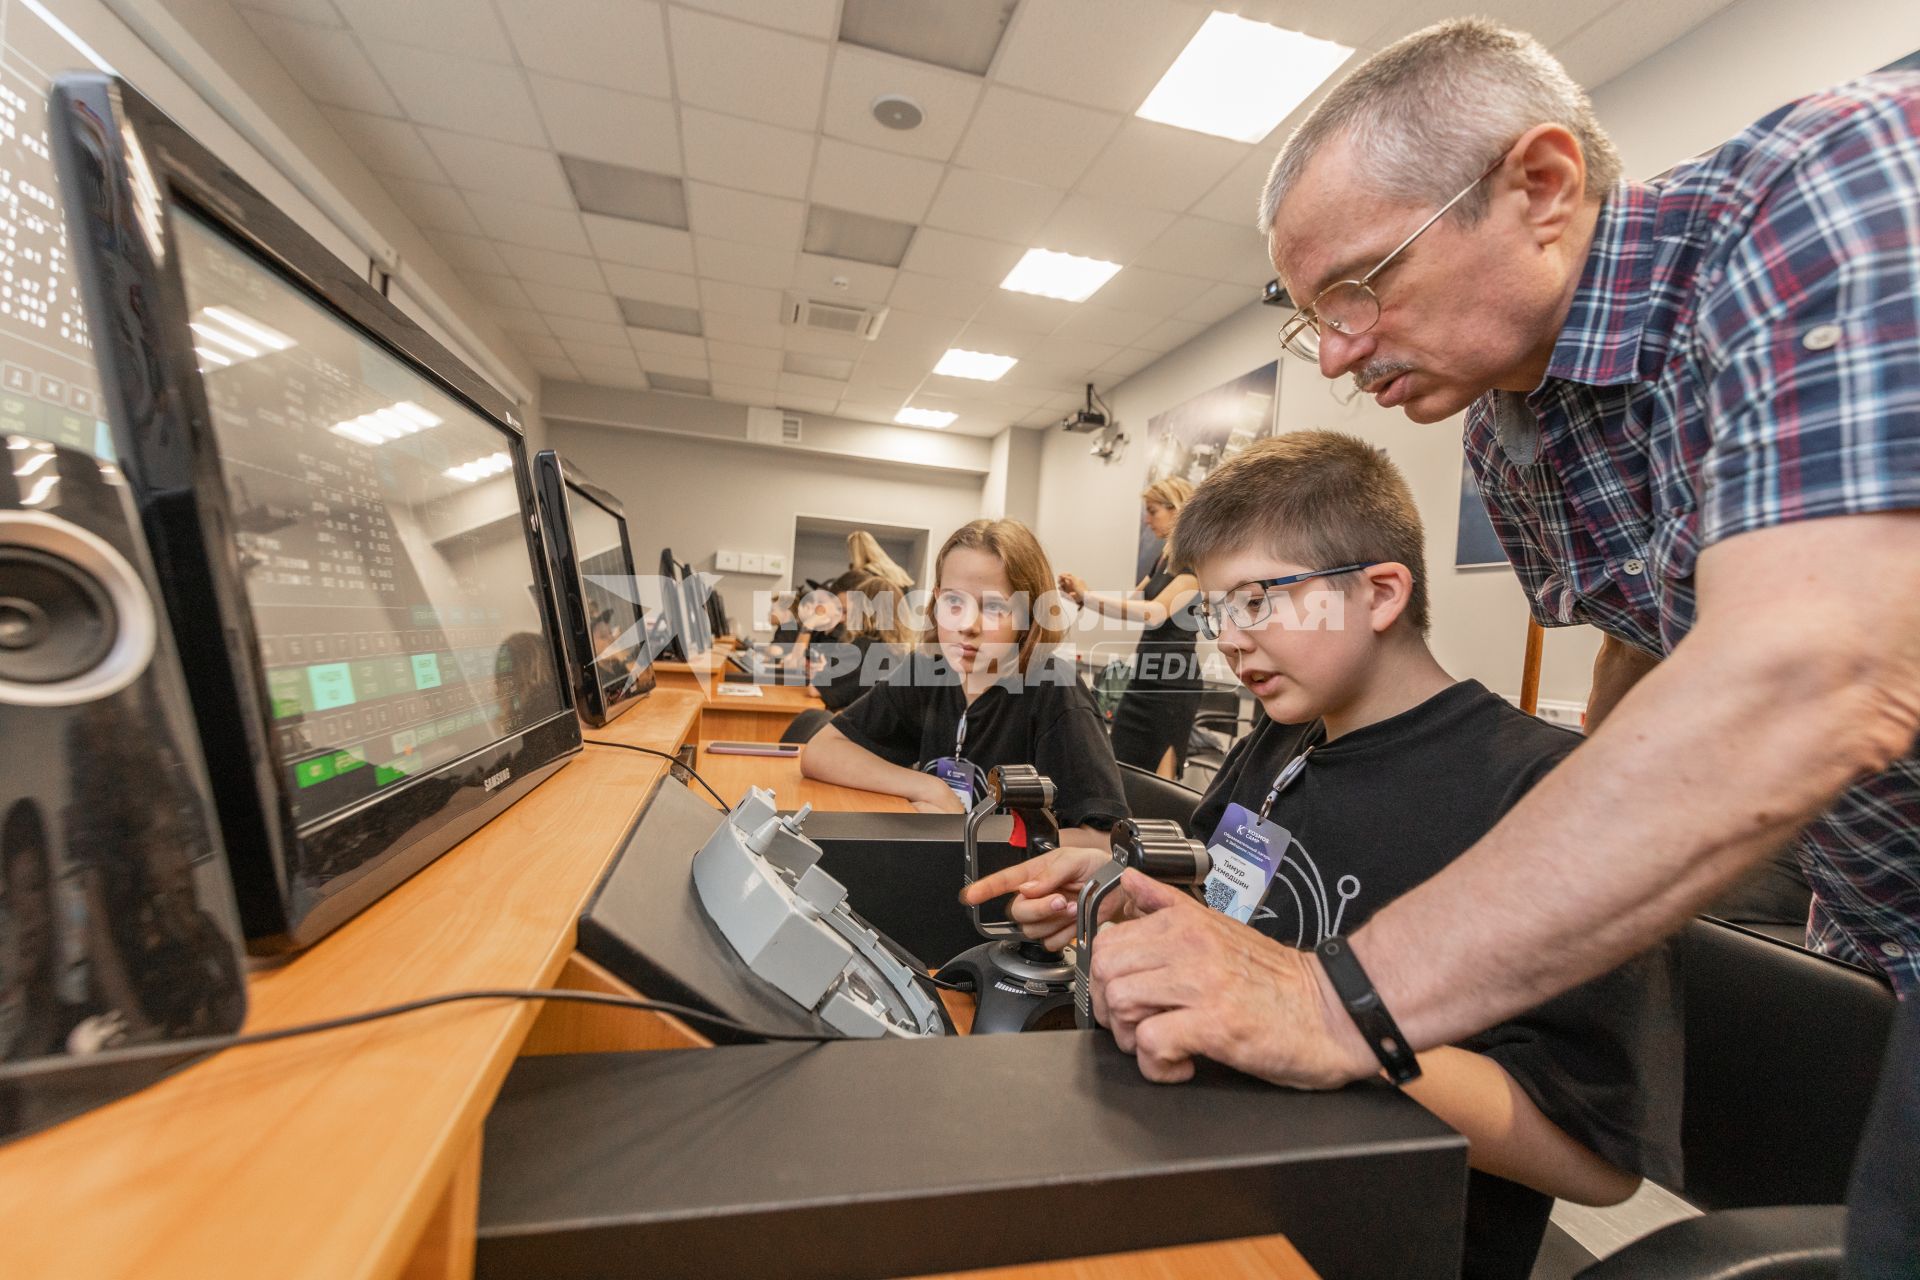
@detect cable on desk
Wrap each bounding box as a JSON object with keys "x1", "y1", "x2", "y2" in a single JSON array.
[
  {"x1": 0, "y1": 989, "x2": 840, "y2": 1084},
  {"x1": 913, "y1": 970, "x2": 972, "y2": 994},
  {"x1": 584, "y1": 739, "x2": 729, "y2": 809}
]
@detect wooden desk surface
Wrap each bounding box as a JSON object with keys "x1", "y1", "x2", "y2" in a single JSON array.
[
  {"x1": 905, "y1": 1235, "x2": 1318, "y2": 1279},
  {"x1": 693, "y1": 739, "x2": 913, "y2": 813},
  {"x1": 0, "y1": 690, "x2": 703, "y2": 1280}
]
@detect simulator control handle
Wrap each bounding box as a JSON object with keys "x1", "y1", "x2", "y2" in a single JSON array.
[{"x1": 1072, "y1": 819, "x2": 1211, "y2": 1029}]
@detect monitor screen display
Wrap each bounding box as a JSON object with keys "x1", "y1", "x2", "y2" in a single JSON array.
[
  {"x1": 172, "y1": 206, "x2": 568, "y2": 829},
  {"x1": 567, "y1": 480, "x2": 652, "y2": 705}
]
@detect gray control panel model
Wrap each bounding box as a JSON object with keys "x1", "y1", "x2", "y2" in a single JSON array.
[{"x1": 691, "y1": 787, "x2": 947, "y2": 1038}]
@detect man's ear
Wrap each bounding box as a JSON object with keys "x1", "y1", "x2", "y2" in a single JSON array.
[
  {"x1": 1363, "y1": 563, "x2": 1415, "y2": 635},
  {"x1": 1502, "y1": 123, "x2": 1587, "y2": 248}
]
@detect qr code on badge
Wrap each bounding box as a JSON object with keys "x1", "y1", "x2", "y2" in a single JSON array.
[{"x1": 1203, "y1": 878, "x2": 1234, "y2": 913}]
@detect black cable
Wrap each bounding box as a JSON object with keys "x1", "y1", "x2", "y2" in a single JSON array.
[
  {"x1": 913, "y1": 969, "x2": 971, "y2": 993},
  {"x1": 584, "y1": 739, "x2": 729, "y2": 808},
  {"x1": 0, "y1": 988, "x2": 837, "y2": 1084}
]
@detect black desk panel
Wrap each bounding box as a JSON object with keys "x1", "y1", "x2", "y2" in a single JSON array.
[{"x1": 478, "y1": 1031, "x2": 1466, "y2": 1280}]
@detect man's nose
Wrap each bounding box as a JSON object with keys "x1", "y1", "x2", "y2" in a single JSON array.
[{"x1": 1318, "y1": 326, "x2": 1373, "y2": 381}]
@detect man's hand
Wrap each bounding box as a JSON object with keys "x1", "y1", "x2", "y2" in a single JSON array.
[
  {"x1": 1092, "y1": 872, "x2": 1376, "y2": 1088},
  {"x1": 960, "y1": 844, "x2": 1111, "y2": 950}
]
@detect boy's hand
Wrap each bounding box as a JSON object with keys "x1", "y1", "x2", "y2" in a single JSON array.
[
  {"x1": 960, "y1": 845, "x2": 1111, "y2": 950},
  {"x1": 1091, "y1": 872, "x2": 1378, "y2": 1089}
]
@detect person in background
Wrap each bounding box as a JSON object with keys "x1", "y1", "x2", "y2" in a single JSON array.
[
  {"x1": 1059, "y1": 477, "x2": 1204, "y2": 777},
  {"x1": 803, "y1": 518, "x2": 1125, "y2": 847},
  {"x1": 781, "y1": 575, "x2": 919, "y2": 745},
  {"x1": 847, "y1": 529, "x2": 915, "y2": 592}
]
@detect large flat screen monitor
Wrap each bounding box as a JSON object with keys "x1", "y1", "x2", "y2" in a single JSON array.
[
  {"x1": 654, "y1": 548, "x2": 710, "y2": 663},
  {"x1": 50, "y1": 74, "x2": 580, "y2": 951},
  {"x1": 534, "y1": 450, "x2": 654, "y2": 725}
]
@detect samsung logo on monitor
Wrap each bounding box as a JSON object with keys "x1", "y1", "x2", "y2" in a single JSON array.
[{"x1": 483, "y1": 767, "x2": 512, "y2": 792}]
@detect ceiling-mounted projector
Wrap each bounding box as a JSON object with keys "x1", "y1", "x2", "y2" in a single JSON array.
[{"x1": 1060, "y1": 382, "x2": 1111, "y2": 433}]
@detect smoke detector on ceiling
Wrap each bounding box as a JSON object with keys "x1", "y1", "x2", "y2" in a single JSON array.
[{"x1": 871, "y1": 94, "x2": 924, "y2": 130}]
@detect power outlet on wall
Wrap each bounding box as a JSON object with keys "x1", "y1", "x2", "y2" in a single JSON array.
[
  {"x1": 740, "y1": 553, "x2": 766, "y2": 574},
  {"x1": 714, "y1": 550, "x2": 741, "y2": 572},
  {"x1": 763, "y1": 553, "x2": 786, "y2": 576}
]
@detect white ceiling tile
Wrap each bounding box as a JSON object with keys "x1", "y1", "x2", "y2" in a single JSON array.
[
  {"x1": 1177, "y1": 280, "x2": 1258, "y2": 324},
  {"x1": 544, "y1": 316, "x2": 629, "y2": 344},
  {"x1": 887, "y1": 271, "x2": 991, "y2": 321},
  {"x1": 680, "y1": 108, "x2": 816, "y2": 198},
  {"x1": 778, "y1": 371, "x2": 851, "y2": 400},
  {"x1": 1052, "y1": 305, "x2": 1159, "y2": 347},
  {"x1": 923, "y1": 170, "x2": 1064, "y2": 245},
  {"x1": 668, "y1": 7, "x2": 831, "y2": 128},
  {"x1": 779, "y1": 393, "x2": 841, "y2": 415},
  {"x1": 952, "y1": 87, "x2": 1123, "y2": 188},
  {"x1": 238, "y1": 0, "x2": 343, "y2": 25},
  {"x1": 708, "y1": 342, "x2": 782, "y2": 370},
  {"x1": 487, "y1": 305, "x2": 551, "y2": 336},
  {"x1": 469, "y1": 274, "x2": 535, "y2": 308},
  {"x1": 700, "y1": 279, "x2": 786, "y2": 321},
  {"x1": 673, "y1": 0, "x2": 839, "y2": 38},
  {"x1": 563, "y1": 339, "x2": 641, "y2": 369},
  {"x1": 320, "y1": 108, "x2": 441, "y2": 179},
  {"x1": 465, "y1": 194, "x2": 591, "y2": 253},
  {"x1": 869, "y1": 308, "x2": 967, "y2": 352},
  {"x1": 1098, "y1": 347, "x2": 1162, "y2": 379},
  {"x1": 1382, "y1": 0, "x2": 1591, "y2": 48},
  {"x1": 420, "y1": 128, "x2": 574, "y2": 206},
  {"x1": 1015, "y1": 407, "x2": 1058, "y2": 428},
  {"x1": 702, "y1": 310, "x2": 790, "y2": 347},
  {"x1": 809, "y1": 138, "x2": 944, "y2": 224},
  {"x1": 498, "y1": 243, "x2": 607, "y2": 291},
  {"x1": 1133, "y1": 217, "x2": 1274, "y2": 283},
  {"x1": 523, "y1": 281, "x2": 622, "y2": 322},
  {"x1": 629, "y1": 329, "x2": 708, "y2": 359},
  {"x1": 573, "y1": 365, "x2": 654, "y2": 390},
  {"x1": 330, "y1": 0, "x2": 514, "y2": 61},
  {"x1": 1035, "y1": 196, "x2": 1176, "y2": 264},
  {"x1": 967, "y1": 288, "x2": 1077, "y2": 335},
  {"x1": 496, "y1": 0, "x2": 671, "y2": 93},
  {"x1": 361, "y1": 41, "x2": 546, "y2": 145},
  {"x1": 820, "y1": 45, "x2": 984, "y2": 162},
  {"x1": 427, "y1": 231, "x2": 509, "y2": 275},
  {"x1": 998, "y1": 359, "x2": 1087, "y2": 392},
  {"x1": 601, "y1": 263, "x2": 702, "y2": 309},
  {"x1": 1030, "y1": 335, "x2": 1123, "y2": 370},
  {"x1": 380, "y1": 177, "x2": 480, "y2": 234},
  {"x1": 1077, "y1": 120, "x2": 1252, "y2": 213},
  {"x1": 1195, "y1": 0, "x2": 1398, "y2": 49},
  {"x1": 1136, "y1": 316, "x2": 1210, "y2": 353},
  {"x1": 641, "y1": 353, "x2": 712, "y2": 380},
  {"x1": 694, "y1": 236, "x2": 797, "y2": 288},
  {"x1": 685, "y1": 182, "x2": 806, "y2": 251},
  {"x1": 1188, "y1": 147, "x2": 1275, "y2": 227},
  {"x1": 711, "y1": 360, "x2": 781, "y2": 389},
  {"x1": 1554, "y1": 0, "x2": 1743, "y2": 88},
  {"x1": 513, "y1": 332, "x2": 566, "y2": 360},
  {"x1": 528, "y1": 75, "x2": 682, "y2": 173},
  {"x1": 782, "y1": 325, "x2": 872, "y2": 360},
  {"x1": 793, "y1": 253, "x2": 895, "y2": 305},
  {"x1": 712, "y1": 383, "x2": 783, "y2": 408},
  {"x1": 952, "y1": 323, "x2": 1038, "y2": 359},
  {"x1": 1091, "y1": 267, "x2": 1213, "y2": 316},
  {"x1": 531, "y1": 356, "x2": 579, "y2": 380},
  {"x1": 992, "y1": 0, "x2": 1206, "y2": 113},
  {"x1": 836, "y1": 401, "x2": 901, "y2": 425},
  {"x1": 585, "y1": 217, "x2": 697, "y2": 273},
  {"x1": 899, "y1": 228, "x2": 1025, "y2": 285},
  {"x1": 243, "y1": 11, "x2": 401, "y2": 114}
]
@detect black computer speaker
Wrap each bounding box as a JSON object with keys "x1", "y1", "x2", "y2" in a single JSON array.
[{"x1": 0, "y1": 435, "x2": 247, "y2": 1145}]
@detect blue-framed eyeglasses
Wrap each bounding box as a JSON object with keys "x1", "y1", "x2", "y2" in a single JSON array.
[{"x1": 1195, "y1": 563, "x2": 1379, "y2": 638}]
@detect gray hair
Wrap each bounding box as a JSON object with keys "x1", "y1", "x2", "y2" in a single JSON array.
[{"x1": 1257, "y1": 18, "x2": 1619, "y2": 238}]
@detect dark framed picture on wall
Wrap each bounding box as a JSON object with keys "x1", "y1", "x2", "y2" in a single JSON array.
[
  {"x1": 1137, "y1": 361, "x2": 1280, "y2": 576},
  {"x1": 1455, "y1": 457, "x2": 1509, "y2": 570}
]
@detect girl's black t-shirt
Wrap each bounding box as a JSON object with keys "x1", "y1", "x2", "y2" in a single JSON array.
[
  {"x1": 832, "y1": 650, "x2": 1128, "y2": 830},
  {"x1": 1192, "y1": 680, "x2": 1682, "y2": 1280}
]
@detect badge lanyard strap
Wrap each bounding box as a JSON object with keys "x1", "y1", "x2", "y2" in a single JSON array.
[{"x1": 1258, "y1": 747, "x2": 1314, "y2": 821}]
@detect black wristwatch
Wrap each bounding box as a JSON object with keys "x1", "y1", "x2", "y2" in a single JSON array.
[{"x1": 1314, "y1": 936, "x2": 1422, "y2": 1086}]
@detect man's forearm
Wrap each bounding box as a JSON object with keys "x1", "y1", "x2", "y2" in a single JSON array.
[{"x1": 1356, "y1": 615, "x2": 1917, "y2": 1053}]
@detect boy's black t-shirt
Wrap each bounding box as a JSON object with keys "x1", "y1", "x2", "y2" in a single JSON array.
[
  {"x1": 832, "y1": 650, "x2": 1128, "y2": 830},
  {"x1": 1192, "y1": 680, "x2": 1682, "y2": 1280}
]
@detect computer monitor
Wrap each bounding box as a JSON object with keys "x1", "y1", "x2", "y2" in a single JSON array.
[
  {"x1": 50, "y1": 75, "x2": 581, "y2": 951},
  {"x1": 654, "y1": 548, "x2": 709, "y2": 663},
  {"x1": 533, "y1": 450, "x2": 654, "y2": 726},
  {"x1": 703, "y1": 578, "x2": 731, "y2": 644},
  {"x1": 680, "y1": 559, "x2": 714, "y2": 655}
]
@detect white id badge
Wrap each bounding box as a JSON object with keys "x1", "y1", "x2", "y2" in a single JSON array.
[
  {"x1": 931, "y1": 756, "x2": 975, "y2": 808},
  {"x1": 1202, "y1": 802, "x2": 1286, "y2": 923}
]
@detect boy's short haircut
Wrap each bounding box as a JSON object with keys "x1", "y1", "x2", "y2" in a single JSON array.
[{"x1": 1170, "y1": 430, "x2": 1432, "y2": 634}]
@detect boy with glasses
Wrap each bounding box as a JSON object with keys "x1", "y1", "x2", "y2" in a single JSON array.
[{"x1": 965, "y1": 432, "x2": 1679, "y2": 1280}]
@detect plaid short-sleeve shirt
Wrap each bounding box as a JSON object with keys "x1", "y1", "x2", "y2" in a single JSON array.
[{"x1": 1464, "y1": 73, "x2": 1920, "y2": 993}]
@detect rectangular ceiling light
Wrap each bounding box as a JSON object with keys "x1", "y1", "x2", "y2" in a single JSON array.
[
  {"x1": 895, "y1": 406, "x2": 956, "y2": 428},
  {"x1": 1000, "y1": 248, "x2": 1121, "y2": 302},
  {"x1": 933, "y1": 348, "x2": 1017, "y2": 381},
  {"x1": 803, "y1": 205, "x2": 916, "y2": 268},
  {"x1": 783, "y1": 351, "x2": 856, "y2": 381},
  {"x1": 1136, "y1": 13, "x2": 1353, "y2": 143},
  {"x1": 562, "y1": 155, "x2": 689, "y2": 229},
  {"x1": 839, "y1": 0, "x2": 1016, "y2": 76},
  {"x1": 648, "y1": 373, "x2": 711, "y2": 397},
  {"x1": 619, "y1": 297, "x2": 704, "y2": 335}
]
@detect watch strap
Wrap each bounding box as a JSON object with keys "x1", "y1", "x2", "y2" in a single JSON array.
[{"x1": 1314, "y1": 936, "x2": 1421, "y2": 1086}]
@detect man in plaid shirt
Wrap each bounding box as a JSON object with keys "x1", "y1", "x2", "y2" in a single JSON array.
[{"x1": 1082, "y1": 18, "x2": 1919, "y2": 1274}]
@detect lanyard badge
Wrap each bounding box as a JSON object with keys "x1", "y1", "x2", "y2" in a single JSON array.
[
  {"x1": 929, "y1": 711, "x2": 979, "y2": 807},
  {"x1": 1200, "y1": 746, "x2": 1313, "y2": 923}
]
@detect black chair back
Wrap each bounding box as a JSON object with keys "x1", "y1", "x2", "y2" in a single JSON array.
[{"x1": 1116, "y1": 762, "x2": 1202, "y2": 831}]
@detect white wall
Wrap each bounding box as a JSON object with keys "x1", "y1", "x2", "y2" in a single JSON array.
[{"x1": 547, "y1": 421, "x2": 988, "y2": 634}]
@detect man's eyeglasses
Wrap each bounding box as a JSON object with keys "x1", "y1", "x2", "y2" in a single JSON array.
[
  {"x1": 1196, "y1": 564, "x2": 1378, "y2": 638},
  {"x1": 1277, "y1": 154, "x2": 1506, "y2": 363}
]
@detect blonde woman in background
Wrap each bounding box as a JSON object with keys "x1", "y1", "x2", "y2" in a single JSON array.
[
  {"x1": 1058, "y1": 477, "x2": 1204, "y2": 778},
  {"x1": 846, "y1": 529, "x2": 915, "y2": 591}
]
